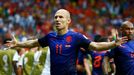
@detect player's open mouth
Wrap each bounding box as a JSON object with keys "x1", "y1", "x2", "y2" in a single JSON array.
[
  {"x1": 56, "y1": 22, "x2": 60, "y2": 24},
  {"x1": 55, "y1": 23, "x2": 61, "y2": 26}
]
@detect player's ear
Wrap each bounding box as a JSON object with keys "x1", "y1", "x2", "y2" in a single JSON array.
[{"x1": 68, "y1": 18, "x2": 71, "y2": 23}]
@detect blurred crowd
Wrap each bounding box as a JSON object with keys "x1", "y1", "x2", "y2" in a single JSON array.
[{"x1": 0, "y1": 0, "x2": 134, "y2": 48}]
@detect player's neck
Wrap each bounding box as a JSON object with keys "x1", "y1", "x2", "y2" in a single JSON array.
[{"x1": 57, "y1": 28, "x2": 68, "y2": 35}]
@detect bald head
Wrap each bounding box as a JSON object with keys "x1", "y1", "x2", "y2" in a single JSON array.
[
  {"x1": 121, "y1": 21, "x2": 134, "y2": 40},
  {"x1": 54, "y1": 9, "x2": 71, "y2": 33},
  {"x1": 121, "y1": 21, "x2": 134, "y2": 28},
  {"x1": 55, "y1": 9, "x2": 71, "y2": 20}
]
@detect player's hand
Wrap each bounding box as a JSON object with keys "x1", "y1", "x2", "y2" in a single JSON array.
[
  {"x1": 114, "y1": 34, "x2": 128, "y2": 46},
  {"x1": 6, "y1": 34, "x2": 18, "y2": 48}
]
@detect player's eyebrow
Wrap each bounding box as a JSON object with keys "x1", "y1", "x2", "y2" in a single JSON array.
[{"x1": 54, "y1": 15, "x2": 63, "y2": 19}]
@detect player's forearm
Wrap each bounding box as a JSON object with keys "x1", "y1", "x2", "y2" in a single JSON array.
[
  {"x1": 109, "y1": 64, "x2": 116, "y2": 74},
  {"x1": 89, "y1": 41, "x2": 116, "y2": 51},
  {"x1": 102, "y1": 57, "x2": 109, "y2": 75},
  {"x1": 16, "y1": 39, "x2": 39, "y2": 48},
  {"x1": 84, "y1": 59, "x2": 92, "y2": 75},
  {"x1": 84, "y1": 65, "x2": 92, "y2": 75},
  {"x1": 96, "y1": 41, "x2": 116, "y2": 50}
]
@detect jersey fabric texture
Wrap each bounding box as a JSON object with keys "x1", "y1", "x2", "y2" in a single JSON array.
[
  {"x1": 106, "y1": 40, "x2": 134, "y2": 75},
  {"x1": 38, "y1": 31, "x2": 91, "y2": 75}
]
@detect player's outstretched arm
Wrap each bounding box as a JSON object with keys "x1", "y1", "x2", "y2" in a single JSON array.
[
  {"x1": 88, "y1": 36, "x2": 127, "y2": 51},
  {"x1": 16, "y1": 39, "x2": 40, "y2": 48},
  {"x1": 7, "y1": 35, "x2": 40, "y2": 48}
]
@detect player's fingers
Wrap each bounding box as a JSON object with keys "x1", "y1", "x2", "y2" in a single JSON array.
[
  {"x1": 11, "y1": 34, "x2": 18, "y2": 42},
  {"x1": 12, "y1": 34, "x2": 16, "y2": 40},
  {"x1": 115, "y1": 33, "x2": 118, "y2": 39},
  {"x1": 6, "y1": 40, "x2": 13, "y2": 43},
  {"x1": 122, "y1": 36, "x2": 128, "y2": 41},
  {"x1": 120, "y1": 36, "x2": 128, "y2": 45},
  {"x1": 122, "y1": 36, "x2": 128, "y2": 38},
  {"x1": 116, "y1": 36, "x2": 127, "y2": 46}
]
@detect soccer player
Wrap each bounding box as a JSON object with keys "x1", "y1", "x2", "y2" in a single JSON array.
[
  {"x1": 8, "y1": 9, "x2": 127, "y2": 75},
  {"x1": 84, "y1": 35, "x2": 110, "y2": 75},
  {"x1": 103, "y1": 21, "x2": 134, "y2": 75},
  {"x1": 87, "y1": 51, "x2": 107, "y2": 75}
]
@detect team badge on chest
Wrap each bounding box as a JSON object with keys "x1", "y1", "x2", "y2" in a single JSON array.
[{"x1": 66, "y1": 36, "x2": 72, "y2": 43}]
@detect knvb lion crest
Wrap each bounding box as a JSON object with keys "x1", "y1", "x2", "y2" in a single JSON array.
[{"x1": 66, "y1": 36, "x2": 72, "y2": 43}]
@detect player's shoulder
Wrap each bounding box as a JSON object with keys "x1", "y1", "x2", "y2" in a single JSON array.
[
  {"x1": 47, "y1": 31, "x2": 57, "y2": 37},
  {"x1": 48, "y1": 31, "x2": 56, "y2": 35},
  {"x1": 68, "y1": 30, "x2": 83, "y2": 36}
]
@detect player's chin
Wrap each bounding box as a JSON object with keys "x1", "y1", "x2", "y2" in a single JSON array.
[
  {"x1": 55, "y1": 26, "x2": 62, "y2": 30},
  {"x1": 128, "y1": 35, "x2": 134, "y2": 39}
]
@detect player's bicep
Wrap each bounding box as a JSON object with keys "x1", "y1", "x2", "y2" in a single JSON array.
[
  {"x1": 22, "y1": 39, "x2": 40, "y2": 48},
  {"x1": 32, "y1": 39, "x2": 40, "y2": 47},
  {"x1": 88, "y1": 42, "x2": 98, "y2": 50}
]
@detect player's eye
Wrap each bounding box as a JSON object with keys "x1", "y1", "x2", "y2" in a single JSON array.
[
  {"x1": 55, "y1": 16, "x2": 58, "y2": 19},
  {"x1": 59, "y1": 16, "x2": 63, "y2": 18}
]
